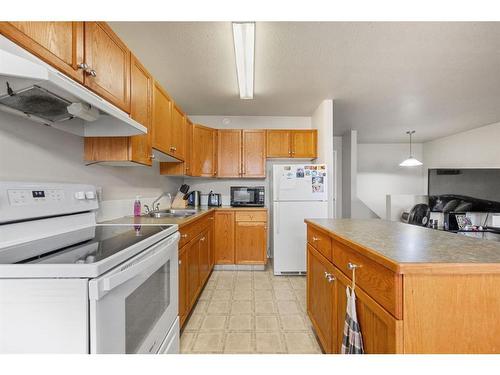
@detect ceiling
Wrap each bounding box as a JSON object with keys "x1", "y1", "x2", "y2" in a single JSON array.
[{"x1": 110, "y1": 22, "x2": 500, "y2": 142}]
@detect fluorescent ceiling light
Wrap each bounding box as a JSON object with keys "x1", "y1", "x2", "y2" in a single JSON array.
[
  {"x1": 232, "y1": 22, "x2": 255, "y2": 100},
  {"x1": 400, "y1": 130, "x2": 423, "y2": 167}
]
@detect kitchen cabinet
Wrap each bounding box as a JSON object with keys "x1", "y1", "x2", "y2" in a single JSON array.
[
  {"x1": 152, "y1": 81, "x2": 173, "y2": 156},
  {"x1": 170, "y1": 103, "x2": 186, "y2": 161},
  {"x1": 333, "y1": 266, "x2": 400, "y2": 354},
  {"x1": 214, "y1": 211, "x2": 235, "y2": 264},
  {"x1": 84, "y1": 22, "x2": 131, "y2": 113},
  {"x1": 307, "y1": 245, "x2": 336, "y2": 353},
  {"x1": 0, "y1": 21, "x2": 85, "y2": 83},
  {"x1": 178, "y1": 244, "x2": 189, "y2": 327},
  {"x1": 198, "y1": 230, "x2": 210, "y2": 285},
  {"x1": 235, "y1": 221, "x2": 267, "y2": 264},
  {"x1": 191, "y1": 124, "x2": 217, "y2": 177},
  {"x1": 266, "y1": 129, "x2": 317, "y2": 159},
  {"x1": 187, "y1": 238, "x2": 200, "y2": 308},
  {"x1": 291, "y1": 130, "x2": 317, "y2": 158},
  {"x1": 242, "y1": 130, "x2": 266, "y2": 178},
  {"x1": 217, "y1": 130, "x2": 242, "y2": 178},
  {"x1": 84, "y1": 54, "x2": 153, "y2": 165},
  {"x1": 266, "y1": 130, "x2": 291, "y2": 158},
  {"x1": 159, "y1": 117, "x2": 192, "y2": 176}
]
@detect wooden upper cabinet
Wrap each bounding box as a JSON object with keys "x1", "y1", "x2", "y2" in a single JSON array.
[
  {"x1": 307, "y1": 246, "x2": 337, "y2": 353},
  {"x1": 266, "y1": 130, "x2": 291, "y2": 157},
  {"x1": 217, "y1": 130, "x2": 242, "y2": 178},
  {"x1": 242, "y1": 130, "x2": 266, "y2": 178},
  {"x1": 128, "y1": 54, "x2": 153, "y2": 165},
  {"x1": 214, "y1": 211, "x2": 235, "y2": 264},
  {"x1": 83, "y1": 54, "x2": 152, "y2": 165},
  {"x1": 292, "y1": 130, "x2": 317, "y2": 158},
  {"x1": 266, "y1": 129, "x2": 317, "y2": 159},
  {"x1": 84, "y1": 22, "x2": 130, "y2": 113},
  {"x1": 152, "y1": 81, "x2": 172, "y2": 155},
  {"x1": 0, "y1": 22, "x2": 85, "y2": 83},
  {"x1": 170, "y1": 103, "x2": 185, "y2": 161},
  {"x1": 192, "y1": 124, "x2": 217, "y2": 177}
]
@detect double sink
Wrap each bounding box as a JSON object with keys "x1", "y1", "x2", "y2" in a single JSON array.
[{"x1": 143, "y1": 209, "x2": 198, "y2": 218}]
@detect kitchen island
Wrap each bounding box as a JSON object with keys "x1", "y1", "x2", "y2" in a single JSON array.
[{"x1": 305, "y1": 218, "x2": 500, "y2": 354}]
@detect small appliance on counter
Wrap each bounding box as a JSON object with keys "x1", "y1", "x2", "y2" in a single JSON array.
[
  {"x1": 230, "y1": 186, "x2": 265, "y2": 207},
  {"x1": 401, "y1": 203, "x2": 430, "y2": 227},
  {"x1": 171, "y1": 184, "x2": 190, "y2": 209},
  {"x1": 208, "y1": 191, "x2": 222, "y2": 207},
  {"x1": 187, "y1": 190, "x2": 201, "y2": 207}
]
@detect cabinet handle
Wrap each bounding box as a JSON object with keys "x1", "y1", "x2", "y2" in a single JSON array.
[
  {"x1": 312, "y1": 236, "x2": 319, "y2": 242},
  {"x1": 150, "y1": 154, "x2": 155, "y2": 160},
  {"x1": 201, "y1": 237, "x2": 206, "y2": 242},
  {"x1": 209, "y1": 217, "x2": 214, "y2": 221},
  {"x1": 347, "y1": 262, "x2": 360, "y2": 270},
  {"x1": 181, "y1": 234, "x2": 188, "y2": 238},
  {"x1": 326, "y1": 275, "x2": 336, "y2": 283},
  {"x1": 77, "y1": 63, "x2": 88, "y2": 70},
  {"x1": 179, "y1": 260, "x2": 182, "y2": 265},
  {"x1": 86, "y1": 69, "x2": 97, "y2": 77}
]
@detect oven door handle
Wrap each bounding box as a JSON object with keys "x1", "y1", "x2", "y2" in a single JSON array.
[{"x1": 90, "y1": 232, "x2": 179, "y2": 299}]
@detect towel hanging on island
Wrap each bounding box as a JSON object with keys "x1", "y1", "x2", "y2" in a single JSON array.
[{"x1": 341, "y1": 287, "x2": 364, "y2": 354}]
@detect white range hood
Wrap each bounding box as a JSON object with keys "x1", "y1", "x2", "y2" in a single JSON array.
[{"x1": 0, "y1": 35, "x2": 146, "y2": 137}]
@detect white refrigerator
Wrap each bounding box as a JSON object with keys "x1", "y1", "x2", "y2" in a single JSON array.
[{"x1": 271, "y1": 164, "x2": 329, "y2": 275}]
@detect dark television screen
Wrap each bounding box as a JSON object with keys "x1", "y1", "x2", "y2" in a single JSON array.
[{"x1": 428, "y1": 169, "x2": 500, "y2": 212}]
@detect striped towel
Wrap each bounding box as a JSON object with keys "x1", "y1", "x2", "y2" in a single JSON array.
[{"x1": 341, "y1": 287, "x2": 364, "y2": 354}]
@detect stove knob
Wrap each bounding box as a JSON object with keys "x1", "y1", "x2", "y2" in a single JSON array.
[
  {"x1": 75, "y1": 191, "x2": 86, "y2": 200},
  {"x1": 85, "y1": 191, "x2": 96, "y2": 200}
]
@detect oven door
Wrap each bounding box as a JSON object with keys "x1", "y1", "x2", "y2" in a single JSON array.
[{"x1": 88, "y1": 232, "x2": 179, "y2": 354}]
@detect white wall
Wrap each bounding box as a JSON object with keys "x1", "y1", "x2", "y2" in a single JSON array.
[
  {"x1": 357, "y1": 143, "x2": 425, "y2": 219},
  {"x1": 0, "y1": 112, "x2": 183, "y2": 220},
  {"x1": 311, "y1": 100, "x2": 336, "y2": 218}
]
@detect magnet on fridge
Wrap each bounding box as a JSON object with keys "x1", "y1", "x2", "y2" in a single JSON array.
[{"x1": 296, "y1": 168, "x2": 305, "y2": 178}]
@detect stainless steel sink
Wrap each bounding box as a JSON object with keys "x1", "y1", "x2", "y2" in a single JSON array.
[{"x1": 144, "y1": 209, "x2": 197, "y2": 218}]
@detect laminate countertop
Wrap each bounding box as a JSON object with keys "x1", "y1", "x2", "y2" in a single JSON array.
[
  {"x1": 100, "y1": 206, "x2": 267, "y2": 228},
  {"x1": 305, "y1": 218, "x2": 500, "y2": 266}
]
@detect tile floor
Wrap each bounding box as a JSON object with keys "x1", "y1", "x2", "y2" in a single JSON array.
[{"x1": 180, "y1": 264, "x2": 323, "y2": 354}]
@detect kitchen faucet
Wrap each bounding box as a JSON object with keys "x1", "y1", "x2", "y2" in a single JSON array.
[{"x1": 145, "y1": 192, "x2": 172, "y2": 213}]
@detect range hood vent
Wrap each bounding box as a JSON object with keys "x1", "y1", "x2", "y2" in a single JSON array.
[{"x1": 0, "y1": 35, "x2": 146, "y2": 137}]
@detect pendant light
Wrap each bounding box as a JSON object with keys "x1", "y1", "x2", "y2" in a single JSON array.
[{"x1": 400, "y1": 130, "x2": 423, "y2": 167}]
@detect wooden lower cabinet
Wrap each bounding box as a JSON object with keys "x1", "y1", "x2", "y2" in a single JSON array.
[
  {"x1": 307, "y1": 246, "x2": 336, "y2": 353},
  {"x1": 198, "y1": 230, "x2": 210, "y2": 285},
  {"x1": 214, "y1": 211, "x2": 235, "y2": 264},
  {"x1": 235, "y1": 221, "x2": 267, "y2": 264},
  {"x1": 186, "y1": 238, "x2": 200, "y2": 308}
]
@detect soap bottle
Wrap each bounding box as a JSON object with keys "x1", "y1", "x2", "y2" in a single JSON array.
[{"x1": 134, "y1": 196, "x2": 142, "y2": 217}]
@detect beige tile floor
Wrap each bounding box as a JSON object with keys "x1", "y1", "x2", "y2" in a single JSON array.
[{"x1": 180, "y1": 264, "x2": 323, "y2": 354}]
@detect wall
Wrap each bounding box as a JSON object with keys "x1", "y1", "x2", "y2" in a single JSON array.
[
  {"x1": 311, "y1": 100, "x2": 336, "y2": 218},
  {"x1": 357, "y1": 143, "x2": 425, "y2": 219},
  {"x1": 0, "y1": 112, "x2": 183, "y2": 221}
]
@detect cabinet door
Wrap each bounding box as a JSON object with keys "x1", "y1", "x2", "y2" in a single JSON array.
[
  {"x1": 84, "y1": 22, "x2": 130, "y2": 112},
  {"x1": 129, "y1": 54, "x2": 153, "y2": 165},
  {"x1": 170, "y1": 103, "x2": 185, "y2": 160},
  {"x1": 266, "y1": 130, "x2": 291, "y2": 158},
  {"x1": 333, "y1": 266, "x2": 402, "y2": 354},
  {"x1": 217, "y1": 130, "x2": 242, "y2": 177},
  {"x1": 198, "y1": 230, "x2": 210, "y2": 285},
  {"x1": 192, "y1": 125, "x2": 217, "y2": 177},
  {"x1": 152, "y1": 81, "x2": 172, "y2": 154},
  {"x1": 184, "y1": 118, "x2": 193, "y2": 176},
  {"x1": 307, "y1": 245, "x2": 336, "y2": 353},
  {"x1": 208, "y1": 216, "x2": 215, "y2": 270},
  {"x1": 242, "y1": 130, "x2": 266, "y2": 178},
  {"x1": 179, "y1": 245, "x2": 188, "y2": 327},
  {"x1": 235, "y1": 221, "x2": 267, "y2": 265},
  {"x1": 0, "y1": 22, "x2": 84, "y2": 83},
  {"x1": 291, "y1": 130, "x2": 317, "y2": 158},
  {"x1": 214, "y1": 211, "x2": 235, "y2": 264},
  {"x1": 187, "y1": 238, "x2": 200, "y2": 309}
]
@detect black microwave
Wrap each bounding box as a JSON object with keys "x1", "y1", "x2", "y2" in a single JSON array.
[{"x1": 230, "y1": 186, "x2": 265, "y2": 207}]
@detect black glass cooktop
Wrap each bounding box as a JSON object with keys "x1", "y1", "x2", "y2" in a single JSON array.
[{"x1": 27, "y1": 224, "x2": 172, "y2": 265}]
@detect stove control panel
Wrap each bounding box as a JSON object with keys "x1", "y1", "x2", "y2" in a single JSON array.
[{"x1": 0, "y1": 182, "x2": 99, "y2": 224}]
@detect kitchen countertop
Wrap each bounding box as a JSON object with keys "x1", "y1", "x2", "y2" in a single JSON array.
[
  {"x1": 305, "y1": 218, "x2": 500, "y2": 267},
  {"x1": 100, "y1": 206, "x2": 267, "y2": 228}
]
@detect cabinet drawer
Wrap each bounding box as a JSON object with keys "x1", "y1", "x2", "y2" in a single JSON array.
[
  {"x1": 307, "y1": 226, "x2": 332, "y2": 261},
  {"x1": 332, "y1": 239, "x2": 402, "y2": 319},
  {"x1": 235, "y1": 210, "x2": 267, "y2": 222}
]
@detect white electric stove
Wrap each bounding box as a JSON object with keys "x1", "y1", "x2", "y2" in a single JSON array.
[{"x1": 0, "y1": 181, "x2": 180, "y2": 354}]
